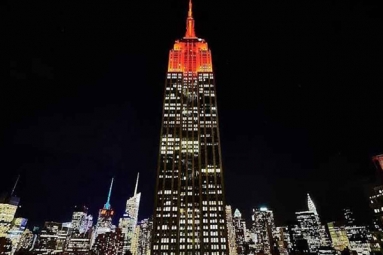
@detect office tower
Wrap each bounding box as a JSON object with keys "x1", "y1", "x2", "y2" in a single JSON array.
[
  {"x1": 251, "y1": 207, "x2": 276, "y2": 255},
  {"x1": 296, "y1": 211, "x2": 321, "y2": 253},
  {"x1": 225, "y1": 206, "x2": 237, "y2": 255},
  {"x1": 0, "y1": 177, "x2": 20, "y2": 238},
  {"x1": 71, "y1": 206, "x2": 93, "y2": 235},
  {"x1": 119, "y1": 173, "x2": 141, "y2": 254},
  {"x1": 136, "y1": 218, "x2": 153, "y2": 255},
  {"x1": 151, "y1": 1, "x2": 228, "y2": 254},
  {"x1": 95, "y1": 178, "x2": 115, "y2": 241},
  {"x1": 233, "y1": 209, "x2": 246, "y2": 255},
  {"x1": 92, "y1": 228, "x2": 124, "y2": 255}
]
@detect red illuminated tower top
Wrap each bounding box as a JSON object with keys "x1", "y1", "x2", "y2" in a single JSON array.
[{"x1": 167, "y1": 0, "x2": 213, "y2": 74}]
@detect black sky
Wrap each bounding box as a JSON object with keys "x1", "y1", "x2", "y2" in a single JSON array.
[{"x1": 5, "y1": 0, "x2": 383, "y2": 227}]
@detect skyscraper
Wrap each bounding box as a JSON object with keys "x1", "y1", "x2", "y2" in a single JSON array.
[
  {"x1": 233, "y1": 209, "x2": 246, "y2": 255},
  {"x1": 225, "y1": 206, "x2": 237, "y2": 255},
  {"x1": 119, "y1": 173, "x2": 141, "y2": 254},
  {"x1": 251, "y1": 207, "x2": 276, "y2": 255},
  {"x1": 295, "y1": 211, "x2": 321, "y2": 253},
  {"x1": 151, "y1": 1, "x2": 228, "y2": 254},
  {"x1": 94, "y1": 178, "x2": 115, "y2": 244},
  {"x1": 0, "y1": 176, "x2": 20, "y2": 238}
]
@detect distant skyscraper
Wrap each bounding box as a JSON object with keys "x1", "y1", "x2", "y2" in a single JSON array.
[
  {"x1": 135, "y1": 218, "x2": 153, "y2": 255},
  {"x1": 92, "y1": 228, "x2": 124, "y2": 255},
  {"x1": 119, "y1": 173, "x2": 141, "y2": 254},
  {"x1": 71, "y1": 206, "x2": 93, "y2": 234},
  {"x1": 94, "y1": 178, "x2": 115, "y2": 244},
  {"x1": 225, "y1": 206, "x2": 237, "y2": 255},
  {"x1": 296, "y1": 211, "x2": 321, "y2": 253},
  {"x1": 151, "y1": 1, "x2": 228, "y2": 254},
  {"x1": 0, "y1": 176, "x2": 20, "y2": 238},
  {"x1": 275, "y1": 226, "x2": 291, "y2": 255},
  {"x1": 233, "y1": 209, "x2": 246, "y2": 255},
  {"x1": 251, "y1": 207, "x2": 276, "y2": 255}
]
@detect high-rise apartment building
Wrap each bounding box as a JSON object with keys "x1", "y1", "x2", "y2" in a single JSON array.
[
  {"x1": 151, "y1": 1, "x2": 228, "y2": 254},
  {"x1": 119, "y1": 173, "x2": 141, "y2": 254}
]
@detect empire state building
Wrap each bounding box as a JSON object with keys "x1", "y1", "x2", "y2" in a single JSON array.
[{"x1": 152, "y1": 1, "x2": 229, "y2": 255}]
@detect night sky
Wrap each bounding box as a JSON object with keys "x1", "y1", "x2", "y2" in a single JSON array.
[{"x1": 5, "y1": 0, "x2": 383, "y2": 227}]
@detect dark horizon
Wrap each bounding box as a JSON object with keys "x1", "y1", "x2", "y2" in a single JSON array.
[{"x1": 5, "y1": 0, "x2": 383, "y2": 228}]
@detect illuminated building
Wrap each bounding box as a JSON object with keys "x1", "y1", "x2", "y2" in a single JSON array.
[
  {"x1": 369, "y1": 156, "x2": 383, "y2": 231},
  {"x1": 65, "y1": 232, "x2": 91, "y2": 254},
  {"x1": 119, "y1": 173, "x2": 141, "y2": 254},
  {"x1": 306, "y1": 193, "x2": 330, "y2": 247},
  {"x1": 0, "y1": 237, "x2": 12, "y2": 255},
  {"x1": 16, "y1": 229, "x2": 34, "y2": 251},
  {"x1": 151, "y1": 1, "x2": 228, "y2": 254},
  {"x1": 7, "y1": 218, "x2": 27, "y2": 255},
  {"x1": 251, "y1": 207, "x2": 276, "y2": 255},
  {"x1": 327, "y1": 222, "x2": 350, "y2": 251},
  {"x1": 33, "y1": 228, "x2": 59, "y2": 254},
  {"x1": 71, "y1": 206, "x2": 93, "y2": 235},
  {"x1": 225, "y1": 206, "x2": 237, "y2": 255},
  {"x1": 275, "y1": 226, "x2": 291, "y2": 255},
  {"x1": 0, "y1": 177, "x2": 20, "y2": 238},
  {"x1": 136, "y1": 218, "x2": 152, "y2": 255},
  {"x1": 94, "y1": 178, "x2": 115, "y2": 244},
  {"x1": 131, "y1": 226, "x2": 139, "y2": 255},
  {"x1": 92, "y1": 228, "x2": 124, "y2": 255},
  {"x1": 233, "y1": 209, "x2": 246, "y2": 255},
  {"x1": 295, "y1": 211, "x2": 321, "y2": 253},
  {"x1": 341, "y1": 209, "x2": 371, "y2": 255}
]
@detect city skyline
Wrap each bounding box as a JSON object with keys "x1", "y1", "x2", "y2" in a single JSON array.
[{"x1": 5, "y1": 0, "x2": 383, "y2": 230}]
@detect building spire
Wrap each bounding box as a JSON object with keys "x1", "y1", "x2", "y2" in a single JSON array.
[
  {"x1": 11, "y1": 175, "x2": 20, "y2": 196},
  {"x1": 307, "y1": 193, "x2": 318, "y2": 215},
  {"x1": 134, "y1": 172, "x2": 139, "y2": 196},
  {"x1": 104, "y1": 177, "x2": 114, "y2": 210},
  {"x1": 185, "y1": 0, "x2": 196, "y2": 38},
  {"x1": 188, "y1": 0, "x2": 192, "y2": 17}
]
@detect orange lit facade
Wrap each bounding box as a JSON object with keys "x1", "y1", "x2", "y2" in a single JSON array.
[{"x1": 152, "y1": 1, "x2": 229, "y2": 255}]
